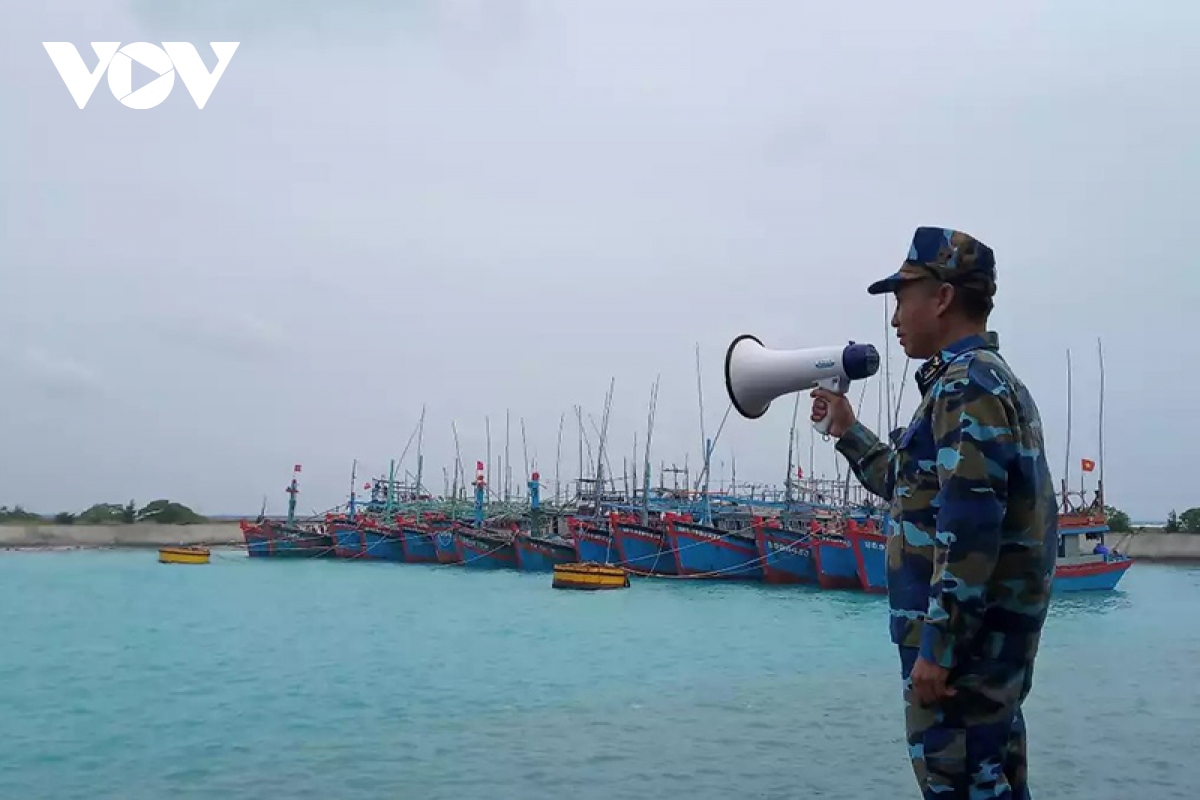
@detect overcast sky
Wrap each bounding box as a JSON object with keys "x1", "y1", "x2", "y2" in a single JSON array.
[{"x1": 2, "y1": 0, "x2": 1196, "y2": 521}]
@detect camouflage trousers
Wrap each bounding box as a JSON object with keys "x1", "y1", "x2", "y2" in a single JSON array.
[{"x1": 898, "y1": 646, "x2": 1031, "y2": 799}]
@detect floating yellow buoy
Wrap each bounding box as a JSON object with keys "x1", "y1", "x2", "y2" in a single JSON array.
[
  {"x1": 552, "y1": 562, "x2": 630, "y2": 590},
  {"x1": 158, "y1": 546, "x2": 211, "y2": 565}
]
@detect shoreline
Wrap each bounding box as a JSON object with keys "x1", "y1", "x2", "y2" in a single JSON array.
[{"x1": 1, "y1": 524, "x2": 1199, "y2": 561}]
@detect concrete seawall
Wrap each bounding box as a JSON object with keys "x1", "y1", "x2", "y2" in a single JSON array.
[
  {"x1": 0, "y1": 523, "x2": 246, "y2": 548},
  {"x1": 1111, "y1": 531, "x2": 1200, "y2": 561}
]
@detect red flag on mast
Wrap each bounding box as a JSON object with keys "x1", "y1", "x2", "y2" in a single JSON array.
[{"x1": 1081, "y1": 458, "x2": 1096, "y2": 473}]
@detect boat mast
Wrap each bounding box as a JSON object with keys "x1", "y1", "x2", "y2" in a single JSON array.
[
  {"x1": 785, "y1": 392, "x2": 800, "y2": 508},
  {"x1": 884, "y1": 294, "x2": 893, "y2": 434},
  {"x1": 504, "y1": 410, "x2": 511, "y2": 503},
  {"x1": 1064, "y1": 348, "x2": 1073, "y2": 511},
  {"x1": 593, "y1": 378, "x2": 615, "y2": 513},
  {"x1": 694, "y1": 344, "x2": 713, "y2": 523},
  {"x1": 415, "y1": 404, "x2": 426, "y2": 499},
  {"x1": 576, "y1": 404, "x2": 583, "y2": 503},
  {"x1": 285, "y1": 465, "x2": 300, "y2": 527},
  {"x1": 641, "y1": 376, "x2": 660, "y2": 525},
  {"x1": 485, "y1": 415, "x2": 492, "y2": 502},
  {"x1": 521, "y1": 417, "x2": 530, "y2": 502},
  {"x1": 554, "y1": 411, "x2": 564, "y2": 506},
  {"x1": 451, "y1": 422, "x2": 464, "y2": 505},
  {"x1": 1097, "y1": 337, "x2": 1106, "y2": 510},
  {"x1": 385, "y1": 459, "x2": 395, "y2": 515}
]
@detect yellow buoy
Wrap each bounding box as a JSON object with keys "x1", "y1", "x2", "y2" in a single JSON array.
[
  {"x1": 158, "y1": 546, "x2": 211, "y2": 565},
  {"x1": 552, "y1": 562, "x2": 630, "y2": 590}
]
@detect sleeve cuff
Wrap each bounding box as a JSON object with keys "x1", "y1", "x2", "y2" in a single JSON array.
[
  {"x1": 918, "y1": 621, "x2": 956, "y2": 669},
  {"x1": 834, "y1": 420, "x2": 879, "y2": 462}
]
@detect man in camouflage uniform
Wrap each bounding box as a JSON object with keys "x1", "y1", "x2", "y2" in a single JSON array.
[{"x1": 811, "y1": 227, "x2": 1059, "y2": 799}]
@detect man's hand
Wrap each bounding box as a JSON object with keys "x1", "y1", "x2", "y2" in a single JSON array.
[
  {"x1": 810, "y1": 388, "x2": 856, "y2": 438},
  {"x1": 909, "y1": 656, "x2": 956, "y2": 707}
]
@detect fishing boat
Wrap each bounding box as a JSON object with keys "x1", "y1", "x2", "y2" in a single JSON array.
[
  {"x1": 610, "y1": 512, "x2": 678, "y2": 575},
  {"x1": 158, "y1": 545, "x2": 210, "y2": 565},
  {"x1": 433, "y1": 528, "x2": 463, "y2": 564},
  {"x1": 457, "y1": 525, "x2": 519, "y2": 570},
  {"x1": 1055, "y1": 507, "x2": 1132, "y2": 591},
  {"x1": 514, "y1": 531, "x2": 577, "y2": 571},
  {"x1": 844, "y1": 516, "x2": 888, "y2": 593},
  {"x1": 1053, "y1": 338, "x2": 1132, "y2": 592},
  {"x1": 333, "y1": 515, "x2": 407, "y2": 561},
  {"x1": 396, "y1": 514, "x2": 442, "y2": 563},
  {"x1": 568, "y1": 516, "x2": 619, "y2": 565},
  {"x1": 664, "y1": 515, "x2": 763, "y2": 580},
  {"x1": 753, "y1": 517, "x2": 818, "y2": 584},
  {"x1": 240, "y1": 519, "x2": 334, "y2": 558},
  {"x1": 241, "y1": 467, "x2": 334, "y2": 558},
  {"x1": 810, "y1": 520, "x2": 861, "y2": 590}
]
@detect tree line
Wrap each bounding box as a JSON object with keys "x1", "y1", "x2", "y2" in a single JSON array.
[
  {"x1": 1164, "y1": 509, "x2": 1200, "y2": 533},
  {"x1": 1101, "y1": 506, "x2": 1200, "y2": 533},
  {"x1": 0, "y1": 500, "x2": 206, "y2": 525}
]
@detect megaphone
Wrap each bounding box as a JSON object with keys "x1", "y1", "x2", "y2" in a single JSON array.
[{"x1": 724, "y1": 335, "x2": 880, "y2": 434}]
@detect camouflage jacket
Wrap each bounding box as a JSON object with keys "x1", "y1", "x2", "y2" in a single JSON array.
[{"x1": 835, "y1": 332, "x2": 1059, "y2": 670}]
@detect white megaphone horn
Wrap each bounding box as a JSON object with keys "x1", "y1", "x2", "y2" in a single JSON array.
[{"x1": 724, "y1": 335, "x2": 881, "y2": 434}]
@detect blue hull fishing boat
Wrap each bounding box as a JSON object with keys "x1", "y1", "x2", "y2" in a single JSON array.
[
  {"x1": 458, "y1": 528, "x2": 519, "y2": 570},
  {"x1": 397, "y1": 524, "x2": 440, "y2": 563},
  {"x1": 514, "y1": 533, "x2": 577, "y2": 571},
  {"x1": 1052, "y1": 338, "x2": 1132, "y2": 592},
  {"x1": 434, "y1": 529, "x2": 462, "y2": 564},
  {"x1": 665, "y1": 517, "x2": 763, "y2": 580},
  {"x1": 811, "y1": 535, "x2": 860, "y2": 589},
  {"x1": 330, "y1": 518, "x2": 407, "y2": 561},
  {"x1": 610, "y1": 515, "x2": 678, "y2": 575},
  {"x1": 241, "y1": 520, "x2": 332, "y2": 558},
  {"x1": 844, "y1": 519, "x2": 888, "y2": 593},
  {"x1": 239, "y1": 470, "x2": 332, "y2": 557},
  {"x1": 569, "y1": 518, "x2": 619, "y2": 564},
  {"x1": 1054, "y1": 508, "x2": 1132, "y2": 592},
  {"x1": 754, "y1": 521, "x2": 817, "y2": 584}
]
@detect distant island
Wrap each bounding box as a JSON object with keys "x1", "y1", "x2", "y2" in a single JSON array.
[{"x1": 0, "y1": 500, "x2": 207, "y2": 526}]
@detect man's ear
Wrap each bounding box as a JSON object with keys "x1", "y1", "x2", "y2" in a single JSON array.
[{"x1": 934, "y1": 282, "x2": 956, "y2": 317}]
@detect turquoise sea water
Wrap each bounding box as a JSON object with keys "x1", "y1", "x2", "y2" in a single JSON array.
[{"x1": 1, "y1": 550, "x2": 1196, "y2": 799}]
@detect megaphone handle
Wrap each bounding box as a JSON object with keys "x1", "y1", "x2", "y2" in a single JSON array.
[
  {"x1": 813, "y1": 410, "x2": 835, "y2": 437},
  {"x1": 812, "y1": 376, "x2": 849, "y2": 438}
]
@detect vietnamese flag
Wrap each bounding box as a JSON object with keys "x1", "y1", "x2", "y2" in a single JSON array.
[{"x1": 1081, "y1": 458, "x2": 1096, "y2": 473}]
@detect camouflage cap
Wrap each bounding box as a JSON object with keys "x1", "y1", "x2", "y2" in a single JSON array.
[{"x1": 867, "y1": 226, "x2": 997, "y2": 296}]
